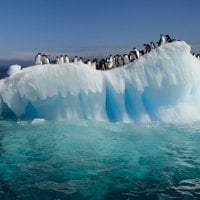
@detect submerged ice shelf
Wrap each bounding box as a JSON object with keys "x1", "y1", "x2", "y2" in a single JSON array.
[{"x1": 0, "y1": 41, "x2": 200, "y2": 123}]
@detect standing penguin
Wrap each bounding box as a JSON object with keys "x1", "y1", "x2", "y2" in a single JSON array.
[
  {"x1": 42, "y1": 54, "x2": 50, "y2": 64},
  {"x1": 133, "y1": 48, "x2": 140, "y2": 59},
  {"x1": 55, "y1": 56, "x2": 60, "y2": 64},
  {"x1": 91, "y1": 58, "x2": 97, "y2": 69},
  {"x1": 144, "y1": 44, "x2": 151, "y2": 53},
  {"x1": 59, "y1": 55, "x2": 64, "y2": 64},
  {"x1": 64, "y1": 55, "x2": 70, "y2": 64},
  {"x1": 158, "y1": 34, "x2": 166, "y2": 46},
  {"x1": 128, "y1": 52, "x2": 135, "y2": 62},
  {"x1": 35, "y1": 53, "x2": 43, "y2": 65},
  {"x1": 87, "y1": 59, "x2": 92, "y2": 66},
  {"x1": 150, "y1": 41, "x2": 157, "y2": 49},
  {"x1": 123, "y1": 54, "x2": 130, "y2": 64},
  {"x1": 117, "y1": 55, "x2": 124, "y2": 66},
  {"x1": 79, "y1": 57, "x2": 84, "y2": 63},
  {"x1": 73, "y1": 56, "x2": 78, "y2": 63},
  {"x1": 99, "y1": 59, "x2": 106, "y2": 70},
  {"x1": 165, "y1": 35, "x2": 174, "y2": 43},
  {"x1": 106, "y1": 55, "x2": 114, "y2": 69}
]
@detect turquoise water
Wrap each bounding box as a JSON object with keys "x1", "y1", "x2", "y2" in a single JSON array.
[{"x1": 0, "y1": 120, "x2": 200, "y2": 200}]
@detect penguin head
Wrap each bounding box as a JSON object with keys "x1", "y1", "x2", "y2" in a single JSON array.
[
  {"x1": 165, "y1": 35, "x2": 170, "y2": 39},
  {"x1": 37, "y1": 53, "x2": 42, "y2": 57}
]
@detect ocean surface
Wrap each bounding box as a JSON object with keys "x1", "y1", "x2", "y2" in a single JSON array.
[
  {"x1": 0, "y1": 66, "x2": 9, "y2": 79},
  {"x1": 0, "y1": 119, "x2": 200, "y2": 200},
  {"x1": 0, "y1": 41, "x2": 200, "y2": 199}
]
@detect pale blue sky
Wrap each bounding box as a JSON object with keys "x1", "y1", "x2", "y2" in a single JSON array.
[{"x1": 0, "y1": 0, "x2": 200, "y2": 65}]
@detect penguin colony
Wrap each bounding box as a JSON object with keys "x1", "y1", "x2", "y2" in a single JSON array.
[
  {"x1": 35, "y1": 34, "x2": 192, "y2": 70},
  {"x1": 192, "y1": 53, "x2": 200, "y2": 60}
]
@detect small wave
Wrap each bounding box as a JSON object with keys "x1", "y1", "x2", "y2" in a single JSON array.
[
  {"x1": 173, "y1": 178, "x2": 200, "y2": 198},
  {"x1": 31, "y1": 118, "x2": 46, "y2": 125},
  {"x1": 34, "y1": 181, "x2": 76, "y2": 195}
]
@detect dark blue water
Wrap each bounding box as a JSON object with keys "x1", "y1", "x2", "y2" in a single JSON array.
[
  {"x1": 0, "y1": 120, "x2": 200, "y2": 200},
  {"x1": 0, "y1": 66, "x2": 9, "y2": 79}
]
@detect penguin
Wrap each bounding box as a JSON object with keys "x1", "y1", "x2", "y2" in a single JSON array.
[
  {"x1": 79, "y1": 57, "x2": 84, "y2": 63},
  {"x1": 140, "y1": 49, "x2": 145, "y2": 56},
  {"x1": 114, "y1": 54, "x2": 124, "y2": 67},
  {"x1": 196, "y1": 54, "x2": 200, "y2": 60},
  {"x1": 123, "y1": 54, "x2": 130, "y2": 64},
  {"x1": 113, "y1": 55, "x2": 119, "y2": 67},
  {"x1": 158, "y1": 34, "x2": 166, "y2": 46},
  {"x1": 59, "y1": 55, "x2": 64, "y2": 64},
  {"x1": 133, "y1": 48, "x2": 140, "y2": 59},
  {"x1": 55, "y1": 56, "x2": 60, "y2": 64},
  {"x1": 95, "y1": 59, "x2": 100, "y2": 70},
  {"x1": 150, "y1": 41, "x2": 157, "y2": 49},
  {"x1": 99, "y1": 59, "x2": 106, "y2": 70},
  {"x1": 117, "y1": 55, "x2": 124, "y2": 66},
  {"x1": 128, "y1": 52, "x2": 135, "y2": 62},
  {"x1": 165, "y1": 35, "x2": 174, "y2": 43},
  {"x1": 106, "y1": 55, "x2": 114, "y2": 69},
  {"x1": 73, "y1": 56, "x2": 78, "y2": 63},
  {"x1": 42, "y1": 54, "x2": 50, "y2": 64},
  {"x1": 144, "y1": 44, "x2": 151, "y2": 53},
  {"x1": 91, "y1": 58, "x2": 97, "y2": 69},
  {"x1": 64, "y1": 55, "x2": 70, "y2": 63},
  {"x1": 51, "y1": 59, "x2": 56, "y2": 64},
  {"x1": 35, "y1": 53, "x2": 42, "y2": 65},
  {"x1": 128, "y1": 54, "x2": 134, "y2": 62},
  {"x1": 87, "y1": 59, "x2": 92, "y2": 66},
  {"x1": 112, "y1": 56, "x2": 117, "y2": 68}
]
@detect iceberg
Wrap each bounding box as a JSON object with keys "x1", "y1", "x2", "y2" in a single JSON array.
[
  {"x1": 0, "y1": 41, "x2": 200, "y2": 123},
  {"x1": 7, "y1": 64, "x2": 22, "y2": 76}
]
